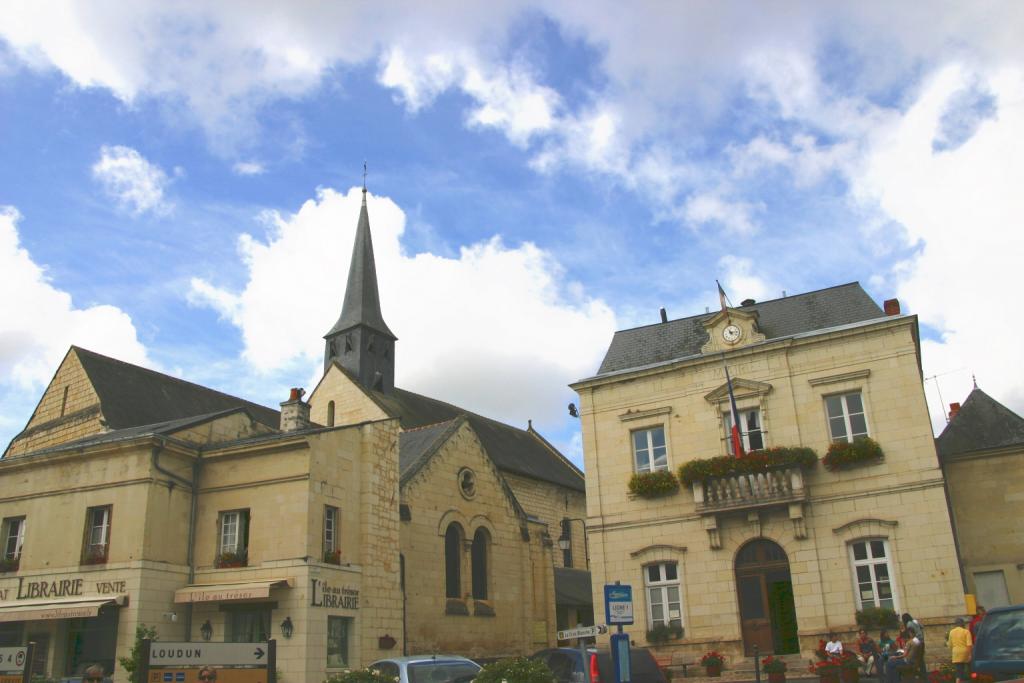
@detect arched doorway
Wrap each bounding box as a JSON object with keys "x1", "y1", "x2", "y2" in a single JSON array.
[{"x1": 735, "y1": 539, "x2": 799, "y2": 655}]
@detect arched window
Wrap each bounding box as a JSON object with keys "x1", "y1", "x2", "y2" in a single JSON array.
[
  {"x1": 327, "y1": 401, "x2": 335, "y2": 427},
  {"x1": 445, "y1": 523, "x2": 463, "y2": 599},
  {"x1": 471, "y1": 528, "x2": 489, "y2": 600}
]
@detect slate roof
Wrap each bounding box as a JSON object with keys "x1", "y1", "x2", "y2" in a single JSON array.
[
  {"x1": 367, "y1": 383, "x2": 585, "y2": 492},
  {"x1": 596, "y1": 282, "x2": 885, "y2": 375},
  {"x1": 324, "y1": 191, "x2": 395, "y2": 339},
  {"x1": 398, "y1": 418, "x2": 464, "y2": 485},
  {"x1": 74, "y1": 346, "x2": 280, "y2": 430},
  {"x1": 936, "y1": 388, "x2": 1024, "y2": 459}
]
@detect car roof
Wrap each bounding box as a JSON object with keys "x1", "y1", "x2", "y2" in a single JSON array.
[
  {"x1": 373, "y1": 656, "x2": 478, "y2": 664},
  {"x1": 986, "y1": 604, "x2": 1024, "y2": 614}
]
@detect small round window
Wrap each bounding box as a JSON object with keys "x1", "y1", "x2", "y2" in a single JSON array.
[{"x1": 458, "y1": 468, "x2": 477, "y2": 499}]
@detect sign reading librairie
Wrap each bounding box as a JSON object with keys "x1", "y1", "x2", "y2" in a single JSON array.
[
  {"x1": 149, "y1": 643, "x2": 269, "y2": 667},
  {"x1": 603, "y1": 584, "x2": 634, "y2": 626}
]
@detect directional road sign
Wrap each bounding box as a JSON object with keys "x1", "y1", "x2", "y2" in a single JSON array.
[
  {"x1": 0, "y1": 648, "x2": 27, "y2": 674},
  {"x1": 556, "y1": 625, "x2": 608, "y2": 641},
  {"x1": 149, "y1": 643, "x2": 269, "y2": 667}
]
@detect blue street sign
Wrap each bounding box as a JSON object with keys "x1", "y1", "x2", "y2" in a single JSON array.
[
  {"x1": 175, "y1": 673, "x2": 185, "y2": 682},
  {"x1": 163, "y1": 673, "x2": 173, "y2": 682},
  {"x1": 603, "y1": 584, "x2": 634, "y2": 625}
]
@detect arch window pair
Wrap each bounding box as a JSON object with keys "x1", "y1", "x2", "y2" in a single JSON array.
[{"x1": 444, "y1": 523, "x2": 490, "y2": 600}]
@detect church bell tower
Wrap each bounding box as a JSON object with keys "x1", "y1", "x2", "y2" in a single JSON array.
[{"x1": 323, "y1": 184, "x2": 396, "y2": 392}]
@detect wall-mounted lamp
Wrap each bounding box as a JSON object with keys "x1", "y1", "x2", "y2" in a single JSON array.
[
  {"x1": 280, "y1": 616, "x2": 294, "y2": 639},
  {"x1": 200, "y1": 620, "x2": 213, "y2": 641}
]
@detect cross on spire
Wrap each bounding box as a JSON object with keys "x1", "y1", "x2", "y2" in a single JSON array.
[{"x1": 362, "y1": 161, "x2": 367, "y2": 192}]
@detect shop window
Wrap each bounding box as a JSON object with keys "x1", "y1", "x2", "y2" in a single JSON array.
[
  {"x1": 849, "y1": 539, "x2": 897, "y2": 610},
  {"x1": 471, "y1": 528, "x2": 490, "y2": 600},
  {"x1": 632, "y1": 426, "x2": 668, "y2": 473},
  {"x1": 723, "y1": 409, "x2": 764, "y2": 454},
  {"x1": 217, "y1": 510, "x2": 250, "y2": 567},
  {"x1": 226, "y1": 606, "x2": 270, "y2": 643},
  {"x1": 1, "y1": 516, "x2": 25, "y2": 570},
  {"x1": 82, "y1": 506, "x2": 111, "y2": 564},
  {"x1": 826, "y1": 392, "x2": 869, "y2": 443},
  {"x1": 644, "y1": 562, "x2": 683, "y2": 629},
  {"x1": 29, "y1": 633, "x2": 49, "y2": 678},
  {"x1": 327, "y1": 616, "x2": 351, "y2": 669},
  {"x1": 324, "y1": 505, "x2": 340, "y2": 564},
  {"x1": 444, "y1": 523, "x2": 463, "y2": 599}
]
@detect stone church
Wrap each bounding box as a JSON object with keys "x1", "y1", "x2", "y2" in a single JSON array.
[{"x1": 0, "y1": 186, "x2": 588, "y2": 682}]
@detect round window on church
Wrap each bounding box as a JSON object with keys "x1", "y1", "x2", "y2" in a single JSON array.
[{"x1": 458, "y1": 467, "x2": 477, "y2": 499}]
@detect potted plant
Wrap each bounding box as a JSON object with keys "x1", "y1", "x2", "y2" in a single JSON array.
[
  {"x1": 701, "y1": 651, "x2": 725, "y2": 677},
  {"x1": 324, "y1": 548, "x2": 342, "y2": 565},
  {"x1": 855, "y1": 606, "x2": 900, "y2": 630},
  {"x1": 928, "y1": 664, "x2": 957, "y2": 683},
  {"x1": 823, "y1": 437, "x2": 884, "y2": 471},
  {"x1": 628, "y1": 470, "x2": 680, "y2": 498},
  {"x1": 762, "y1": 656, "x2": 788, "y2": 683},
  {"x1": 809, "y1": 657, "x2": 841, "y2": 683},
  {"x1": 840, "y1": 653, "x2": 861, "y2": 683},
  {"x1": 216, "y1": 549, "x2": 247, "y2": 568}
]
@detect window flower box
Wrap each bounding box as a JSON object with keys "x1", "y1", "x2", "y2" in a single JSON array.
[
  {"x1": 323, "y1": 548, "x2": 342, "y2": 565},
  {"x1": 823, "y1": 437, "x2": 884, "y2": 472},
  {"x1": 679, "y1": 446, "x2": 818, "y2": 486},
  {"x1": 645, "y1": 622, "x2": 682, "y2": 644},
  {"x1": 216, "y1": 549, "x2": 248, "y2": 568},
  {"x1": 628, "y1": 470, "x2": 680, "y2": 498},
  {"x1": 0, "y1": 557, "x2": 19, "y2": 573},
  {"x1": 81, "y1": 545, "x2": 108, "y2": 565},
  {"x1": 855, "y1": 606, "x2": 899, "y2": 630}
]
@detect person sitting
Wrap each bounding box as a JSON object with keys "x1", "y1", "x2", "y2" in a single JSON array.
[
  {"x1": 885, "y1": 631, "x2": 922, "y2": 683},
  {"x1": 856, "y1": 628, "x2": 880, "y2": 675},
  {"x1": 83, "y1": 665, "x2": 106, "y2": 683},
  {"x1": 826, "y1": 632, "x2": 844, "y2": 657}
]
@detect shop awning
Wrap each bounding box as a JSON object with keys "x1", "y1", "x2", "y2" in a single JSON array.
[
  {"x1": 174, "y1": 579, "x2": 293, "y2": 604},
  {"x1": 0, "y1": 595, "x2": 127, "y2": 623},
  {"x1": 554, "y1": 568, "x2": 593, "y2": 608}
]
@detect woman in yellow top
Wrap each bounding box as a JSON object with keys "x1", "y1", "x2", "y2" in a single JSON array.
[{"x1": 947, "y1": 617, "x2": 973, "y2": 683}]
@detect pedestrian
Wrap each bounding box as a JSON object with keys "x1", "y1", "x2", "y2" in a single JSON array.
[
  {"x1": 198, "y1": 667, "x2": 217, "y2": 683},
  {"x1": 901, "y1": 613, "x2": 926, "y2": 675},
  {"x1": 947, "y1": 617, "x2": 973, "y2": 683},
  {"x1": 969, "y1": 606, "x2": 986, "y2": 640},
  {"x1": 826, "y1": 632, "x2": 844, "y2": 657},
  {"x1": 83, "y1": 665, "x2": 105, "y2": 683},
  {"x1": 856, "y1": 628, "x2": 880, "y2": 675},
  {"x1": 879, "y1": 629, "x2": 895, "y2": 672},
  {"x1": 885, "y1": 631, "x2": 922, "y2": 683}
]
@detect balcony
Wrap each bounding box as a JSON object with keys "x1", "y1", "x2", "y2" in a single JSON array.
[{"x1": 691, "y1": 466, "x2": 807, "y2": 514}]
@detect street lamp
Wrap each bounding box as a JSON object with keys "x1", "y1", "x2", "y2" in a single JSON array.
[
  {"x1": 200, "y1": 620, "x2": 213, "y2": 641},
  {"x1": 280, "y1": 616, "x2": 294, "y2": 639},
  {"x1": 557, "y1": 517, "x2": 590, "y2": 566}
]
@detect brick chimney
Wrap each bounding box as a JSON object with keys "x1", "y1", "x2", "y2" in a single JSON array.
[
  {"x1": 280, "y1": 387, "x2": 310, "y2": 432},
  {"x1": 883, "y1": 298, "x2": 901, "y2": 316},
  {"x1": 948, "y1": 402, "x2": 961, "y2": 420}
]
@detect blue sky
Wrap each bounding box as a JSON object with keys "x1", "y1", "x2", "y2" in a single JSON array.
[{"x1": 1, "y1": 2, "x2": 1022, "y2": 466}]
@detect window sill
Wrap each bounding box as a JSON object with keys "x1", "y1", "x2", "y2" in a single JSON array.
[
  {"x1": 445, "y1": 598, "x2": 469, "y2": 616},
  {"x1": 473, "y1": 600, "x2": 495, "y2": 617}
]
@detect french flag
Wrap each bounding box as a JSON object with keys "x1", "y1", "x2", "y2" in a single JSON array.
[{"x1": 724, "y1": 361, "x2": 744, "y2": 458}]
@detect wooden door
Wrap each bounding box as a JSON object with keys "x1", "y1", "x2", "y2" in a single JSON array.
[{"x1": 737, "y1": 573, "x2": 773, "y2": 655}]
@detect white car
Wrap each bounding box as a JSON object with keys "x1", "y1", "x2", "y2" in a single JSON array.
[{"x1": 369, "y1": 655, "x2": 481, "y2": 683}]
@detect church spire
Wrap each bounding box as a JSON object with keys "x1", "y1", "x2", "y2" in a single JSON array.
[{"x1": 323, "y1": 179, "x2": 396, "y2": 392}]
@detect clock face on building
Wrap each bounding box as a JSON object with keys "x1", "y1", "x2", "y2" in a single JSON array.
[{"x1": 722, "y1": 324, "x2": 742, "y2": 344}]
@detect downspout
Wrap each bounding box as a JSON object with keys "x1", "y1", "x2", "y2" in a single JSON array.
[{"x1": 151, "y1": 440, "x2": 200, "y2": 640}]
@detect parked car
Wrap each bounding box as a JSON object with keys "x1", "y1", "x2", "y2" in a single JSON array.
[
  {"x1": 531, "y1": 646, "x2": 668, "y2": 683},
  {"x1": 369, "y1": 655, "x2": 482, "y2": 683},
  {"x1": 972, "y1": 604, "x2": 1024, "y2": 681}
]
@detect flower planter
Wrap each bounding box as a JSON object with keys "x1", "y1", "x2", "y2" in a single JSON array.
[
  {"x1": 768, "y1": 673, "x2": 786, "y2": 683},
  {"x1": 705, "y1": 664, "x2": 722, "y2": 677},
  {"x1": 841, "y1": 669, "x2": 860, "y2": 683},
  {"x1": 818, "y1": 675, "x2": 839, "y2": 683}
]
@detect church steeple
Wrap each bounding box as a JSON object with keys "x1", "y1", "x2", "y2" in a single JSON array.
[{"x1": 323, "y1": 183, "x2": 396, "y2": 392}]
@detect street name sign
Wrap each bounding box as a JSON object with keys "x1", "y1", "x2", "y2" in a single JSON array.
[
  {"x1": 556, "y1": 625, "x2": 607, "y2": 640},
  {"x1": 149, "y1": 643, "x2": 269, "y2": 667},
  {"x1": 0, "y1": 649, "x2": 26, "y2": 674},
  {"x1": 603, "y1": 584, "x2": 634, "y2": 625}
]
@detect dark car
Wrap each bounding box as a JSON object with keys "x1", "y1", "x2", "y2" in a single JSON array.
[
  {"x1": 972, "y1": 604, "x2": 1024, "y2": 681},
  {"x1": 531, "y1": 646, "x2": 668, "y2": 683}
]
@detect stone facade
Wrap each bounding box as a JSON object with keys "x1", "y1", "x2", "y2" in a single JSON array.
[{"x1": 572, "y1": 291, "x2": 965, "y2": 668}]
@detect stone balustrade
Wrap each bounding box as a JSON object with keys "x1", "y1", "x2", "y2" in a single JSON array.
[{"x1": 691, "y1": 466, "x2": 807, "y2": 513}]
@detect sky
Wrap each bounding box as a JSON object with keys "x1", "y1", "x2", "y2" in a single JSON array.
[{"x1": 1, "y1": 1, "x2": 1022, "y2": 467}]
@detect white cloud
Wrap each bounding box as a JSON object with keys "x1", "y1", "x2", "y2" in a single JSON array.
[
  {"x1": 232, "y1": 161, "x2": 266, "y2": 176},
  {"x1": 0, "y1": 205, "x2": 149, "y2": 394},
  {"x1": 91, "y1": 145, "x2": 172, "y2": 215},
  {"x1": 730, "y1": 134, "x2": 854, "y2": 187},
  {"x1": 188, "y1": 187, "x2": 616, "y2": 430},
  {"x1": 683, "y1": 193, "x2": 761, "y2": 235},
  {"x1": 852, "y1": 64, "x2": 1024, "y2": 429}
]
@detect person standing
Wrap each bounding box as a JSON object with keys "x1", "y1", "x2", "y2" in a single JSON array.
[
  {"x1": 969, "y1": 607, "x2": 986, "y2": 640},
  {"x1": 947, "y1": 617, "x2": 973, "y2": 683}
]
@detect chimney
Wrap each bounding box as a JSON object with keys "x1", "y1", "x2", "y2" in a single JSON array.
[
  {"x1": 741, "y1": 298, "x2": 756, "y2": 307},
  {"x1": 659, "y1": 307, "x2": 668, "y2": 323},
  {"x1": 883, "y1": 298, "x2": 901, "y2": 316},
  {"x1": 280, "y1": 387, "x2": 310, "y2": 432},
  {"x1": 948, "y1": 402, "x2": 961, "y2": 420}
]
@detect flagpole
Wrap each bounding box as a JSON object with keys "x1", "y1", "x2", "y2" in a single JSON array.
[{"x1": 720, "y1": 352, "x2": 745, "y2": 459}]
